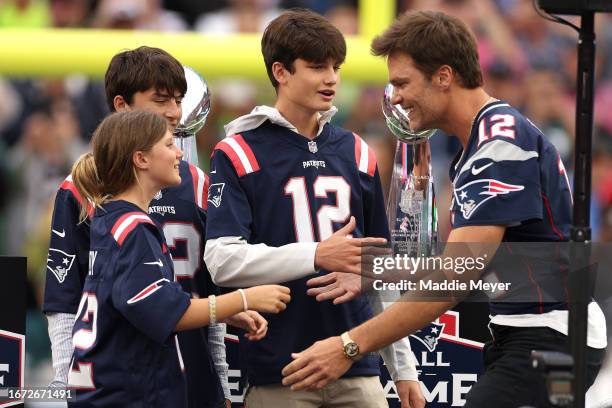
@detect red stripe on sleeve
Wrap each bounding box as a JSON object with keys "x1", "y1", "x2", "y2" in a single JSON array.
[
  {"x1": 366, "y1": 145, "x2": 377, "y2": 177},
  {"x1": 116, "y1": 218, "x2": 154, "y2": 246},
  {"x1": 231, "y1": 134, "x2": 260, "y2": 172},
  {"x1": 60, "y1": 179, "x2": 84, "y2": 205},
  {"x1": 188, "y1": 164, "x2": 199, "y2": 206},
  {"x1": 111, "y1": 212, "x2": 142, "y2": 236},
  {"x1": 353, "y1": 133, "x2": 361, "y2": 167},
  {"x1": 215, "y1": 141, "x2": 247, "y2": 177},
  {"x1": 202, "y1": 173, "x2": 209, "y2": 211}
]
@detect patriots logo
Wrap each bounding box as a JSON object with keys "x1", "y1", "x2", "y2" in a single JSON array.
[
  {"x1": 410, "y1": 322, "x2": 445, "y2": 352},
  {"x1": 47, "y1": 248, "x2": 76, "y2": 283},
  {"x1": 208, "y1": 183, "x2": 225, "y2": 208},
  {"x1": 454, "y1": 178, "x2": 524, "y2": 219}
]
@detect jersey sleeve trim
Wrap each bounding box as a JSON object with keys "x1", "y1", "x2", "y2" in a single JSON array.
[
  {"x1": 111, "y1": 212, "x2": 155, "y2": 246},
  {"x1": 60, "y1": 175, "x2": 94, "y2": 217},
  {"x1": 127, "y1": 278, "x2": 171, "y2": 304},
  {"x1": 353, "y1": 133, "x2": 376, "y2": 177},
  {"x1": 188, "y1": 164, "x2": 209, "y2": 210},
  {"x1": 215, "y1": 134, "x2": 260, "y2": 177}
]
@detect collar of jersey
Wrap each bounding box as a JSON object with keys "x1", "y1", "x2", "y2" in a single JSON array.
[
  {"x1": 223, "y1": 105, "x2": 337, "y2": 137},
  {"x1": 451, "y1": 99, "x2": 508, "y2": 183},
  {"x1": 96, "y1": 199, "x2": 147, "y2": 218}
]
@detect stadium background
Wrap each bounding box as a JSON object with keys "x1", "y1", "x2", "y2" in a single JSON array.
[{"x1": 0, "y1": 0, "x2": 611, "y2": 406}]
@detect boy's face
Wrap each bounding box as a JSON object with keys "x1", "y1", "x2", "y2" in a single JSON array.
[
  {"x1": 280, "y1": 58, "x2": 340, "y2": 113},
  {"x1": 116, "y1": 88, "x2": 183, "y2": 132}
]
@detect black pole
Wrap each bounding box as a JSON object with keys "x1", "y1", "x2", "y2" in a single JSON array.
[{"x1": 568, "y1": 11, "x2": 595, "y2": 408}]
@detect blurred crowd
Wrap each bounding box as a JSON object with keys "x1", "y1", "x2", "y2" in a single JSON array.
[{"x1": 1, "y1": 0, "x2": 612, "y2": 398}]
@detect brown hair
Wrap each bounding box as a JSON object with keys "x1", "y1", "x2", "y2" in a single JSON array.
[
  {"x1": 371, "y1": 11, "x2": 483, "y2": 88},
  {"x1": 104, "y1": 46, "x2": 187, "y2": 112},
  {"x1": 71, "y1": 110, "x2": 168, "y2": 221},
  {"x1": 261, "y1": 8, "x2": 346, "y2": 89}
]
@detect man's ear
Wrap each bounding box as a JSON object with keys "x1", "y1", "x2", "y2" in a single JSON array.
[
  {"x1": 113, "y1": 95, "x2": 130, "y2": 112},
  {"x1": 132, "y1": 151, "x2": 149, "y2": 171},
  {"x1": 272, "y1": 61, "x2": 289, "y2": 86},
  {"x1": 436, "y1": 65, "x2": 453, "y2": 89}
]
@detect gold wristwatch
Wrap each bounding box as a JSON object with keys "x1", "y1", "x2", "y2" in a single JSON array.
[{"x1": 341, "y1": 331, "x2": 362, "y2": 361}]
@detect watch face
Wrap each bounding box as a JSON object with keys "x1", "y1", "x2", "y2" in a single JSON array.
[{"x1": 345, "y1": 342, "x2": 359, "y2": 357}]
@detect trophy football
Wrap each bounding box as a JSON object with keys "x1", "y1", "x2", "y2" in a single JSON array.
[
  {"x1": 382, "y1": 83, "x2": 438, "y2": 257},
  {"x1": 173, "y1": 66, "x2": 211, "y2": 165}
]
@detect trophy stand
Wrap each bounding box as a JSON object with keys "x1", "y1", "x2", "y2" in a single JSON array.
[{"x1": 387, "y1": 139, "x2": 438, "y2": 258}]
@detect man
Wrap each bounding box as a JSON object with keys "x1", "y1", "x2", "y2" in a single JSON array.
[
  {"x1": 281, "y1": 11, "x2": 607, "y2": 407},
  {"x1": 43, "y1": 46, "x2": 262, "y2": 407},
  {"x1": 204, "y1": 9, "x2": 423, "y2": 408}
]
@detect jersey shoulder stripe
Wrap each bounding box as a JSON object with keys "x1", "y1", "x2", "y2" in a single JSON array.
[
  {"x1": 188, "y1": 163, "x2": 209, "y2": 210},
  {"x1": 215, "y1": 134, "x2": 260, "y2": 177},
  {"x1": 59, "y1": 175, "x2": 94, "y2": 217},
  {"x1": 60, "y1": 175, "x2": 84, "y2": 205},
  {"x1": 110, "y1": 212, "x2": 155, "y2": 246},
  {"x1": 353, "y1": 133, "x2": 376, "y2": 177}
]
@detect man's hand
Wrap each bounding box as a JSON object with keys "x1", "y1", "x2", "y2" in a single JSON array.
[
  {"x1": 281, "y1": 336, "x2": 352, "y2": 391},
  {"x1": 306, "y1": 272, "x2": 363, "y2": 304},
  {"x1": 396, "y1": 380, "x2": 425, "y2": 408},
  {"x1": 315, "y1": 217, "x2": 387, "y2": 274},
  {"x1": 224, "y1": 311, "x2": 268, "y2": 341}
]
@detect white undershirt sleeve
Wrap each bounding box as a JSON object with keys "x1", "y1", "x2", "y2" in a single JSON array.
[
  {"x1": 47, "y1": 312, "x2": 75, "y2": 389},
  {"x1": 204, "y1": 236, "x2": 319, "y2": 287}
]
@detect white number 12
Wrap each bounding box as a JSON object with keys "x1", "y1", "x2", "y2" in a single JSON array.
[{"x1": 284, "y1": 176, "x2": 351, "y2": 242}]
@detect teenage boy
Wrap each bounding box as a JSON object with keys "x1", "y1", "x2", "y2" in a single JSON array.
[
  {"x1": 205, "y1": 9, "x2": 423, "y2": 408},
  {"x1": 44, "y1": 46, "x2": 263, "y2": 408}
]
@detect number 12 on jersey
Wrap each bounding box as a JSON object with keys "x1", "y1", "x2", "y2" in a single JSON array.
[{"x1": 285, "y1": 176, "x2": 351, "y2": 242}]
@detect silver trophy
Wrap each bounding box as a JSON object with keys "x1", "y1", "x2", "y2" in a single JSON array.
[
  {"x1": 382, "y1": 83, "x2": 438, "y2": 257},
  {"x1": 173, "y1": 66, "x2": 211, "y2": 165}
]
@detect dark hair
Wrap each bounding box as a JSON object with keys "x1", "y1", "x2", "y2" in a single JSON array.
[
  {"x1": 371, "y1": 11, "x2": 483, "y2": 88},
  {"x1": 261, "y1": 8, "x2": 346, "y2": 89},
  {"x1": 104, "y1": 46, "x2": 187, "y2": 112},
  {"x1": 71, "y1": 110, "x2": 168, "y2": 221}
]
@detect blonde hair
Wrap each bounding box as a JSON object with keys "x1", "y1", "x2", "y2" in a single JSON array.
[{"x1": 71, "y1": 111, "x2": 168, "y2": 221}]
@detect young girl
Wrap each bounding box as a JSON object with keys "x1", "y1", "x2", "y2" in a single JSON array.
[{"x1": 67, "y1": 110, "x2": 290, "y2": 407}]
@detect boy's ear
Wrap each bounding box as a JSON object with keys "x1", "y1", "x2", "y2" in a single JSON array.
[
  {"x1": 272, "y1": 61, "x2": 289, "y2": 86},
  {"x1": 113, "y1": 95, "x2": 130, "y2": 112}
]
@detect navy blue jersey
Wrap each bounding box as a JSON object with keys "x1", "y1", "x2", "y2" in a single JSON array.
[
  {"x1": 67, "y1": 200, "x2": 191, "y2": 406},
  {"x1": 43, "y1": 161, "x2": 213, "y2": 312},
  {"x1": 44, "y1": 161, "x2": 225, "y2": 407},
  {"x1": 206, "y1": 121, "x2": 389, "y2": 385},
  {"x1": 449, "y1": 100, "x2": 572, "y2": 315}
]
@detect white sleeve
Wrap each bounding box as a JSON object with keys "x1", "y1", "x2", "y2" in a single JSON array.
[
  {"x1": 207, "y1": 323, "x2": 230, "y2": 399},
  {"x1": 204, "y1": 236, "x2": 319, "y2": 287},
  {"x1": 368, "y1": 291, "x2": 419, "y2": 382},
  {"x1": 46, "y1": 312, "x2": 75, "y2": 389}
]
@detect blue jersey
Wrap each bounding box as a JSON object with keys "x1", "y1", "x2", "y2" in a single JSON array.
[
  {"x1": 67, "y1": 200, "x2": 190, "y2": 407},
  {"x1": 43, "y1": 161, "x2": 225, "y2": 407},
  {"x1": 449, "y1": 100, "x2": 572, "y2": 315},
  {"x1": 206, "y1": 120, "x2": 388, "y2": 385}
]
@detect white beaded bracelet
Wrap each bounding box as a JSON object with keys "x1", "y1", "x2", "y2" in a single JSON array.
[
  {"x1": 209, "y1": 294, "x2": 217, "y2": 325},
  {"x1": 237, "y1": 289, "x2": 248, "y2": 312}
]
